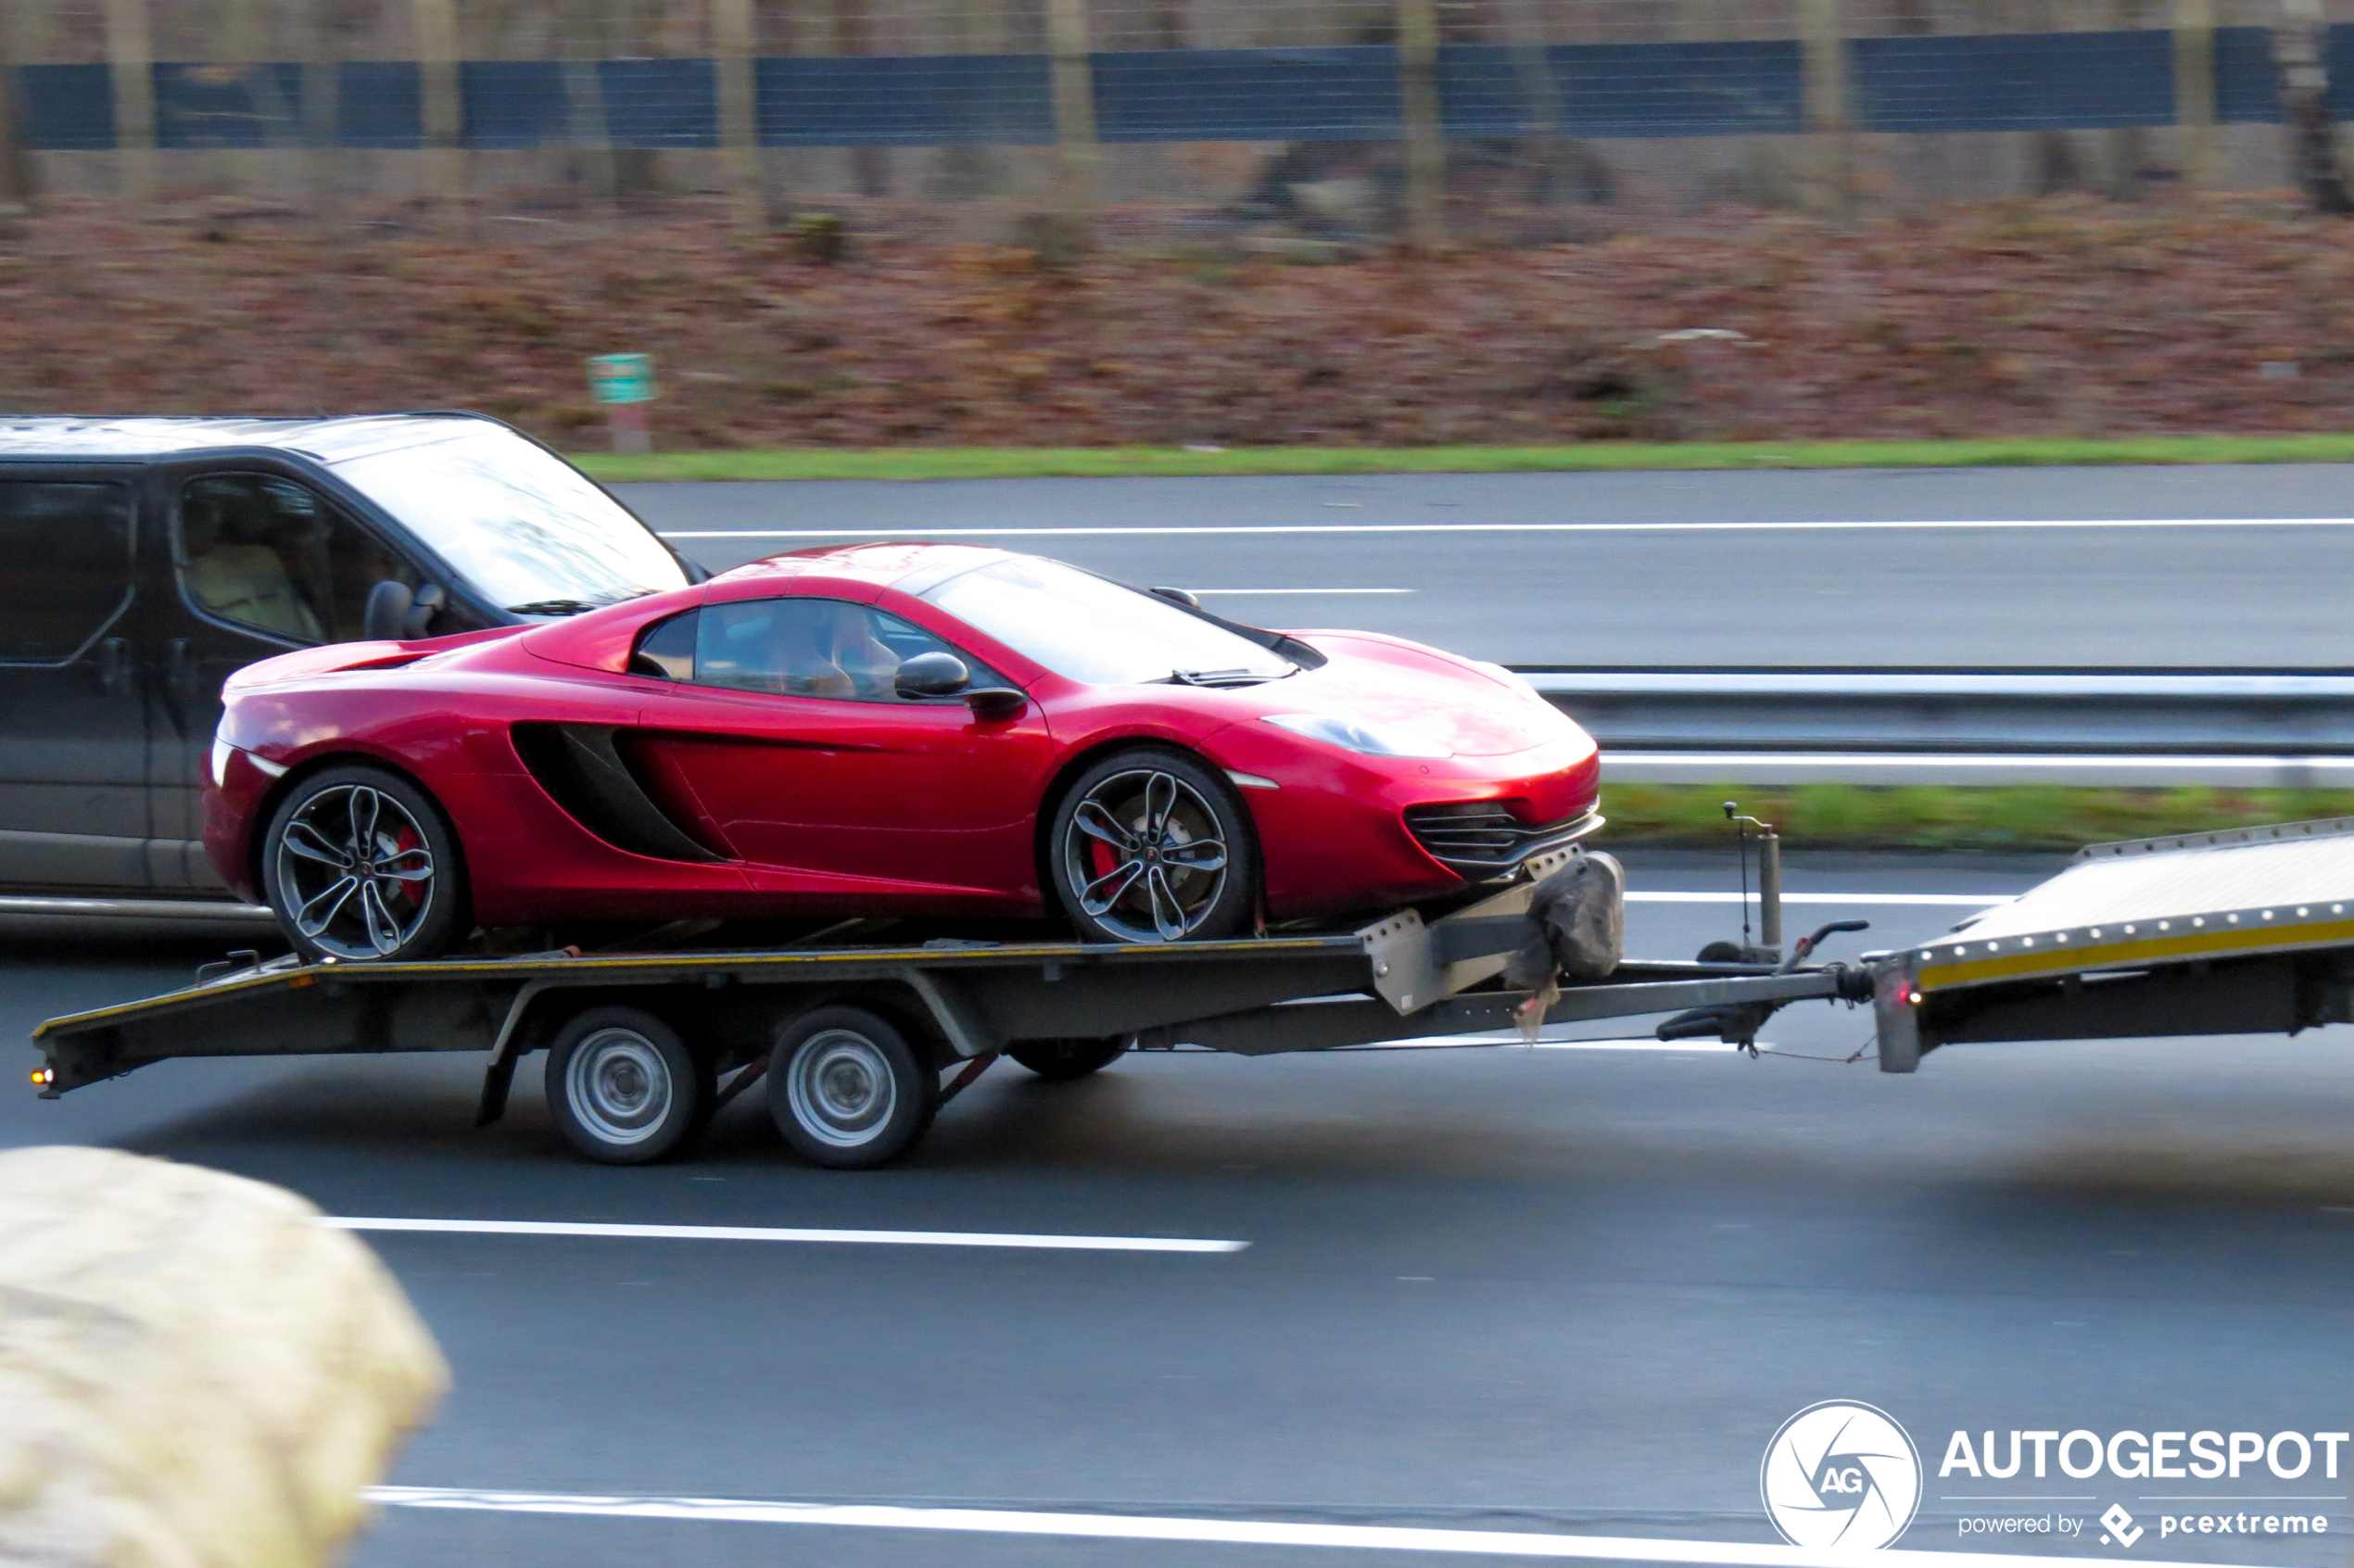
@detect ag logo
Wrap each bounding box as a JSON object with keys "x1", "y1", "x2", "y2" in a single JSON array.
[{"x1": 1760, "y1": 1400, "x2": 1923, "y2": 1550}]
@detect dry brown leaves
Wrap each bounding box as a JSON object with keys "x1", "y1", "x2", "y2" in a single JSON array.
[{"x1": 3, "y1": 194, "x2": 2352, "y2": 449}]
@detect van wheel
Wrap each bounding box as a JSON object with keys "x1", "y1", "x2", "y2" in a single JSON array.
[
  {"x1": 262, "y1": 764, "x2": 469, "y2": 962},
  {"x1": 769, "y1": 1006, "x2": 936, "y2": 1170},
  {"x1": 545, "y1": 1006, "x2": 712, "y2": 1165}
]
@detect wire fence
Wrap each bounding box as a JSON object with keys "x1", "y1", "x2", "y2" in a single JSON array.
[{"x1": 0, "y1": 0, "x2": 2349, "y2": 229}]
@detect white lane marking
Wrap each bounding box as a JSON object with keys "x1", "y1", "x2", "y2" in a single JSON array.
[
  {"x1": 324, "y1": 1219, "x2": 1246, "y2": 1253},
  {"x1": 1626, "y1": 891, "x2": 2011, "y2": 907},
  {"x1": 1343, "y1": 1035, "x2": 1765, "y2": 1053},
  {"x1": 367, "y1": 1486, "x2": 2255, "y2": 1568},
  {"x1": 1190, "y1": 587, "x2": 1415, "y2": 594},
  {"x1": 658, "y1": 516, "x2": 2354, "y2": 540}
]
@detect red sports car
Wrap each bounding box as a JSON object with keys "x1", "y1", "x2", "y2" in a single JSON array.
[{"x1": 204, "y1": 544, "x2": 1602, "y2": 962}]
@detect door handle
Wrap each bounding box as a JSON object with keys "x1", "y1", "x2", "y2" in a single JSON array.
[
  {"x1": 95, "y1": 637, "x2": 131, "y2": 698},
  {"x1": 166, "y1": 638, "x2": 197, "y2": 701}
]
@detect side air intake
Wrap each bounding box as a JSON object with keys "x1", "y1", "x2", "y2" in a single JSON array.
[{"x1": 509, "y1": 723, "x2": 725, "y2": 864}]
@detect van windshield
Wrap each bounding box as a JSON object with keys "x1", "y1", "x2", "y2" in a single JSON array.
[{"x1": 332, "y1": 424, "x2": 688, "y2": 614}]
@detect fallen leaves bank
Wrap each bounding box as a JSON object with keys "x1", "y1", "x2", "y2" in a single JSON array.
[{"x1": 5, "y1": 196, "x2": 2352, "y2": 449}]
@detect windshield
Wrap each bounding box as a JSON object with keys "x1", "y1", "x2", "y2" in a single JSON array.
[
  {"x1": 922, "y1": 557, "x2": 1294, "y2": 686},
  {"x1": 330, "y1": 424, "x2": 689, "y2": 613}
]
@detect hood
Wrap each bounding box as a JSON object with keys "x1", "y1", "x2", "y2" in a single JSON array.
[{"x1": 1209, "y1": 635, "x2": 1583, "y2": 758}]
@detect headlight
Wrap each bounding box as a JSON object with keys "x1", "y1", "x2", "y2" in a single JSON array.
[{"x1": 1264, "y1": 713, "x2": 1453, "y2": 759}]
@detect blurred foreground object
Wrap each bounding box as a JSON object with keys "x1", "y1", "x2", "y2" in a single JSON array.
[{"x1": 0, "y1": 1146, "x2": 447, "y2": 1568}]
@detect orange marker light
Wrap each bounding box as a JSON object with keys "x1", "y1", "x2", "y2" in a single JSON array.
[{"x1": 30, "y1": 1068, "x2": 51, "y2": 1085}]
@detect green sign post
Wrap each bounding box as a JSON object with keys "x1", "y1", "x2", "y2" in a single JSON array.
[{"x1": 586, "y1": 353, "x2": 656, "y2": 454}]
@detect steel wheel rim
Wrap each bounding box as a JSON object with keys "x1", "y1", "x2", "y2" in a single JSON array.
[
  {"x1": 564, "y1": 1028, "x2": 673, "y2": 1146},
  {"x1": 1061, "y1": 766, "x2": 1230, "y2": 942},
  {"x1": 786, "y1": 1030, "x2": 898, "y2": 1148},
  {"x1": 273, "y1": 782, "x2": 437, "y2": 959}
]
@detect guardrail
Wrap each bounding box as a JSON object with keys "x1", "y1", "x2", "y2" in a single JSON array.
[{"x1": 1512, "y1": 669, "x2": 2354, "y2": 787}]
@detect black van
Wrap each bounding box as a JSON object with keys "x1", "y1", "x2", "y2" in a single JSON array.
[{"x1": 0, "y1": 413, "x2": 698, "y2": 910}]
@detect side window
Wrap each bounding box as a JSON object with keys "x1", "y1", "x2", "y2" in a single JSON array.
[
  {"x1": 177, "y1": 474, "x2": 414, "y2": 645},
  {"x1": 0, "y1": 481, "x2": 133, "y2": 664},
  {"x1": 630, "y1": 609, "x2": 698, "y2": 679},
  {"x1": 690, "y1": 598, "x2": 1001, "y2": 701}
]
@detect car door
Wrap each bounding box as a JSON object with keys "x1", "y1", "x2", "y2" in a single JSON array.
[
  {"x1": 0, "y1": 470, "x2": 150, "y2": 892},
  {"x1": 636, "y1": 596, "x2": 1055, "y2": 905},
  {"x1": 146, "y1": 466, "x2": 428, "y2": 891}
]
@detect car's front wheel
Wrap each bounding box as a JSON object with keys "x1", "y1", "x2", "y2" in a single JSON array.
[
  {"x1": 260, "y1": 763, "x2": 470, "y2": 963},
  {"x1": 1049, "y1": 749, "x2": 1258, "y2": 943}
]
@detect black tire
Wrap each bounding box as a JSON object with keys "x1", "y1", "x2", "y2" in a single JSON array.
[
  {"x1": 544, "y1": 1005, "x2": 713, "y2": 1165},
  {"x1": 1008, "y1": 1036, "x2": 1129, "y2": 1080},
  {"x1": 768, "y1": 1005, "x2": 938, "y2": 1170},
  {"x1": 1048, "y1": 748, "x2": 1258, "y2": 944},
  {"x1": 261, "y1": 762, "x2": 470, "y2": 962}
]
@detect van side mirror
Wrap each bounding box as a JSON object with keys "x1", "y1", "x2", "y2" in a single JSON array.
[
  {"x1": 894, "y1": 651, "x2": 970, "y2": 698},
  {"x1": 1149, "y1": 586, "x2": 1201, "y2": 610}
]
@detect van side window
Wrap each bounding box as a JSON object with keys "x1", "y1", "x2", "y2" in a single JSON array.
[
  {"x1": 0, "y1": 481, "x2": 133, "y2": 664},
  {"x1": 178, "y1": 474, "x2": 413, "y2": 645},
  {"x1": 630, "y1": 610, "x2": 697, "y2": 679}
]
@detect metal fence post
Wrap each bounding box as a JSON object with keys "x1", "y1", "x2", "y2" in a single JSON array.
[
  {"x1": 411, "y1": 0, "x2": 463, "y2": 221},
  {"x1": 1398, "y1": 0, "x2": 1446, "y2": 241},
  {"x1": 2274, "y1": 0, "x2": 2351, "y2": 211},
  {"x1": 715, "y1": 0, "x2": 764, "y2": 231},
  {"x1": 1046, "y1": 0, "x2": 1098, "y2": 216},
  {"x1": 299, "y1": 0, "x2": 342, "y2": 217},
  {"x1": 1799, "y1": 0, "x2": 1853, "y2": 221},
  {"x1": 0, "y1": 3, "x2": 33, "y2": 214},
  {"x1": 104, "y1": 0, "x2": 156, "y2": 208},
  {"x1": 2174, "y1": 0, "x2": 2216, "y2": 186}
]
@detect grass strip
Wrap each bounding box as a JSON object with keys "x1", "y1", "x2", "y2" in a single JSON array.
[
  {"x1": 574, "y1": 434, "x2": 2354, "y2": 484},
  {"x1": 1601, "y1": 784, "x2": 2354, "y2": 852}
]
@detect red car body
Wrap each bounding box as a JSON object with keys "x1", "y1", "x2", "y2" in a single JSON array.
[{"x1": 204, "y1": 544, "x2": 1601, "y2": 933}]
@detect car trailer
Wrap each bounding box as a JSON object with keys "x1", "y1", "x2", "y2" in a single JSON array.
[{"x1": 32, "y1": 820, "x2": 2354, "y2": 1168}]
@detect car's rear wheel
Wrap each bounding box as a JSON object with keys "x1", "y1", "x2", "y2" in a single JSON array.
[
  {"x1": 1050, "y1": 749, "x2": 1258, "y2": 944},
  {"x1": 261, "y1": 763, "x2": 469, "y2": 963}
]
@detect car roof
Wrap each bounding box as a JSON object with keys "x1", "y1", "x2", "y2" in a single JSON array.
[
  {"x1": 716, "y1": 542, "x2": 1010, "y2": 593},
  {"x1": 0, "y1": 412, "x2": 504, "y2": 464}
]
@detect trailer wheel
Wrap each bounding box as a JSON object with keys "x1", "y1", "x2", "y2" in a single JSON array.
[
  {"x1": 1007, "y1": 1036, "x2": 1128, "y2": 1081},
  {"x1": 768, "y1": 1006, "x2": 936, "y2": 1170},
  {"x1": 545, "y1": 1006, "x2": 712, "y2": 1165}
]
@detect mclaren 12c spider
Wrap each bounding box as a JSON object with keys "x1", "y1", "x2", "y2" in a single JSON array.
[{"x1": 204, "y1": 544, "x2": 1603, "y2": 961}]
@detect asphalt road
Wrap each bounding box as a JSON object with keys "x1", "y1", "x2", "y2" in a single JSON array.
[
  {"x1": 617, "y1": 464, "x2": 2354, "y2": 669},
  {"x1": 6, "y1": 854, "x2": 2348, "y2": 1568}
]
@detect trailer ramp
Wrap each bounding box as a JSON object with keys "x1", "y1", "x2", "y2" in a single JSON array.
[{"x1": 1878, "y1": 817, "x2": 2354, "y2": 1069}]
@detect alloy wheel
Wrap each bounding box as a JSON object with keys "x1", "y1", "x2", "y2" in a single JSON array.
[
  {"x1": 1062, "y1": 767, "x2": 1231, "y2": 942},
  {"x1": 273, "y1": 782, "x2": 438, "y2": 959}
]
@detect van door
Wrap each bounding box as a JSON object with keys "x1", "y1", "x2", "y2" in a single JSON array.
[
  {"x1": 0, "y1": 473, "x2": 149, "y2": 893},
  {"x1": 147, "y1": 468, "x2": 424, "y2": 890}
]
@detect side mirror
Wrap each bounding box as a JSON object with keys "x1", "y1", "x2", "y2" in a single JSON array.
[
  {"x1": 362, "y1": 579, "x2": 413, "y2": 641},
  {"x1": 894, "y1": 651, "x2": 971, "y2": 699},
  {"x1": 964, "y1": 687, "x2": 1027, "y2": 718},
  {"x1": 1149, "y1": 586, "x2": 1201, "y2": 610}
]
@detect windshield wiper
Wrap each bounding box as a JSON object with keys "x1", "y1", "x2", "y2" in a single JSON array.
[
  {"x1": 1163, "y1": 666, "x2": 1290, "y2": 688},
  {"x1": 506, "y1": 588, "x2": 662, "y2": 616}
]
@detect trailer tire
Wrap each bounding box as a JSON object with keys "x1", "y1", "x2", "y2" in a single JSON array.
[
  {"x1": 768, "y1": 1006, "x2": 936, "y2": 1170},
  {"x1": 1007, "y1": 1036, "x2": 1128, "y2": 1080},
  {"x1": 545, "y1": 1006, "x2": 712, "y2": 1165}
]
